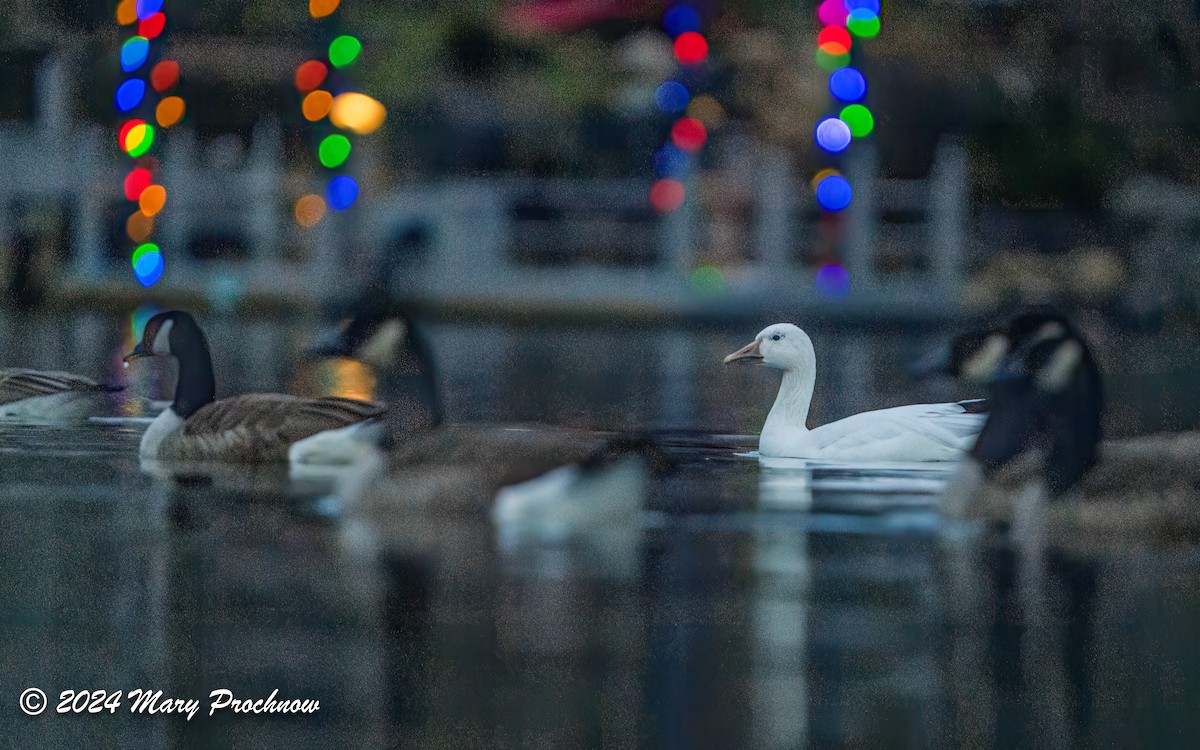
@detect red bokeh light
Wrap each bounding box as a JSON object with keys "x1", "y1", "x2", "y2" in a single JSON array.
[
  {"x1": 673, "y1": 32, "x2": 708, "y2": 65},
  {"x1": 149, "y1": 60, "x2": 179, "y2": 92},
  {"x1": 649, "y1": 179, "x2": 686, "y2": 213},
  {"x1": 138, "y1": 12, "x2": 166, "y2": 39},
  {"x1": 123, "y1": 168, "x2": 153, "y2": 201},
  {"x1": 670, "y1": 117, "x2": 708, "y2": 152},
  {"x1": 817, "y1": 26, "x2": 851, "y2": 55},
  {"x1": 294, "y1": 60, "x2": 328, "y2": 92}
]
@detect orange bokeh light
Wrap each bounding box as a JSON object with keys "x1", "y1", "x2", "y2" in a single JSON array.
[
  {"x1": 156, "y1": 97, "x2": 185, "y2": 128},
  {"x1": 126, "y1": 211, "x2": 155, "y2": 243},
  {"x1": 302, "y1": 90, "x2": 334, "y2": 122},
  {"x1": 310, "y1": 0, "x2": 340, "y2": 19},
  {"x1": 139, "y1": 185, "x2": 167, "y2": 217}
]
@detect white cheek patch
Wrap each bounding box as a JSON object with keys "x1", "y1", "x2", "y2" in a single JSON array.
[
  {"x1": 962, "y1": 334, "x2": 1009, "y2": 383},
  {"x1": 1031, "y1": 322, "x2": 1065, "y2": 346},
  {"x1": 358, "y1": 319, "x2": 406, "y2": 367},
  {"x1": 152, "y1": 319, "x2": 174, "y2": 355},
  {"x1": 1036, "y1": 340, "x2": 1083, "y2": 393}
]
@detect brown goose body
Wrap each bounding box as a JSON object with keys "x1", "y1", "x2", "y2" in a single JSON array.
[
  {"x1": 356, "y1": 425, "x2": 609, "y2": 512},
  {"x1": 303, "y1": 305, "x2": 671, "y2": 522},
  {"x1": 0, "y1": 368, "x2": 119, "y2": 422},
  {"x1": 960, "y1": 433, "x2": 1200, "y2": 547},
  {"x1": 154, "y1": 394, "x2": 385, "y2": 463},
  {"x1": 0, "y1": 369, "x2": 110, "y2": 404}
]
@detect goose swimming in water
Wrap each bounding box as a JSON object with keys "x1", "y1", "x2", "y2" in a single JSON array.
[
  {"x1": 724, "y1": 323, "x2": 987, "y2": 461},
  {"x1": 123, "y1": 310, "x2": 385, "y2": 462},
  {"x1": 297, "y1": 303, "x2": 673, "y2": 538},
  {"x1": 928, "y1": 309, "x2": 1200, "y2": 538},
  {"x1": 0, "y1": 368, "x2": 122, "y2": 423}
]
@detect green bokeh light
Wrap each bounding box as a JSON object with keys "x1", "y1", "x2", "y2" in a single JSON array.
[
  {"x1": 318, "y1": 134, "x2": 352, "y2": 168},
  {"x1": 328, "y1": 35, "x2": 362, "y2": 68},
  {"x1": 689, "y1": 265, "x2": 726, "y2": 295},
  {"x1": 130, "y1": 242, "x2": 159, "y2": 268},
  {"x1": 839, "y1": 104, "x2": 874, "y2": 137},
  {"x1": 846, "y1": 11, "x2": 881, "y2": 38}
]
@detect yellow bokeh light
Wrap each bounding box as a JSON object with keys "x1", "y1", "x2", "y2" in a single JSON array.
[
  {"x1": 328, "y1": 358, "x2": 376, "y2": 402},
  {"x1": 302, "y1": 90, "x2": 334, "y2": 122},
  {"x1": 156, "y1": 96, "x2": 186, "y2": 128},
  {"x1": 687, "y1": 95, "x2": 726, "y2": 128},
  {"x1": 294, "y1": 194, "x2": 326, "y2": 228},
  {"x1": 329, "y1": 92, "x2": 387, "y2": 135},
  {"x1": 115, "y1": 0, "x2": 137, "y2": 26},
  {"x1": 309, "y1": 0, "x2": 340, "y2": 19},
  {"x1": 126, "y1": 211, "x2": 154, "y2": 243},
  {"x1": 139, "y1": 185, "x2": 167, "y2": 217}
]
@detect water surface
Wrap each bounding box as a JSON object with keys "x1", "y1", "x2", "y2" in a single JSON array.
[{"x1": 3, "y1": 420, "x2": 1200, "y2": 748}]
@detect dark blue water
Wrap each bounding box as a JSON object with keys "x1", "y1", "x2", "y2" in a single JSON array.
[{"x1": 2, "y1": 419, "x2": 1200, "y2": 748}]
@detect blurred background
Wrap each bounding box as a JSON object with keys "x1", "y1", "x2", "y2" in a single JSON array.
[
  {"x1": 4, "y1": 3, "x2": 1200, "y2": 748},
  {"x1": 1, "y1": 0, "x2": 1199, "y2": 436}
]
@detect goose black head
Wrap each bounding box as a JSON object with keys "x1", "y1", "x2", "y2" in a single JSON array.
[
  {"x1": 970, "y1": 309, "x2": 1104, "y2": 497},
  {"x1": 124, "y1": 310, "x2": 209, "y2": 363},
  {"x1": 909, "y1": 326, "x2": 1004, "y2": 382},
  {"x1": 913, "y1": 307, "x2": 1081, "y2": 385},
  {"x1": 307, "y1": 300, "x2": 443, "y2": 429},
  {"x1": 123, "y1": 310, "x2": 216, "y2": 418}
]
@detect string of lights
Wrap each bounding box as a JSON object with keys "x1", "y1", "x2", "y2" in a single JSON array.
[
  {"x1": 115, "y1": 0, "x2": 183, "y2": 288},
  {"x1": 811, "y1": 0, "x2": 881, "y2": 298},
  {"x1": 649, "y1": 4, "x2": 712, "y2": 216},
  {"x1": 292, "y1": 0, "x2": 387, "y2": 229}
]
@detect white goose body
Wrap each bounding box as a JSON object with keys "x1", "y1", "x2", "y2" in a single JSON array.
[
  {"x1": 727, "y1": 323, "x2": 986, "y2": 462},
  {"x1": 125, "y1": 312, "x2": 385, "y2": 464}
]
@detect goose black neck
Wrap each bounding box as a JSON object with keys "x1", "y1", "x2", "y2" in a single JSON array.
[
  {"x1": 385, "y1": 319, "x2": 443, "y2": 429},
  {"x1": 171, "y1": 318, "x2": 216, "y2": 419}
]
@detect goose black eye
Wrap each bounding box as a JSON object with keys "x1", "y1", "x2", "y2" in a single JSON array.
[{"x1": 771, "y1": 334, "x2": 782, "y2": 341}]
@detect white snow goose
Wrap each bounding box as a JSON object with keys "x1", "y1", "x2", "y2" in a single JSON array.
[{"x1": 724, "y1": 323, "x2": 987, "y2": 461}]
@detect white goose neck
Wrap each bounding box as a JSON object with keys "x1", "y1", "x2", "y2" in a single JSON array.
[{"x1": 765, "y1": 366, "x2": 815, "y2": 433}]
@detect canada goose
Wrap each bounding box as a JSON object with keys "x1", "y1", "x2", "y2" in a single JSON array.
[
  {"x1": 724, "y1": 323, "x2": 987, "y2": 461},
  {"x1": 927, "y1": 310, "x2": 1200, "y2": 538},
  {"x1": 305, "y1": 300, "x2": 442, "y2": 428},
  {"x1": 344, "y1": 426, "x2": 670, "y2": 527},
  {"x1": 0, "y1": 368, "x2": 122, "y2": 423},
  {"x1": 123, "y1": 310, "x2": 384, "y2": 462},
  {"x1": 302, "y1": 303, "x2": 673, "y2": 535}
]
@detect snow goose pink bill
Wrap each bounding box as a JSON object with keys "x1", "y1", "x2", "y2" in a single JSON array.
[{"x1": 724, "y1": 323, "x2": 987, "y2": 462}]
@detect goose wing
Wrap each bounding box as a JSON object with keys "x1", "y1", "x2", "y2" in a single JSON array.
[
  {"x1": 811, "y1": 400, "x2": 988, "y2": 461},
  {"x1": 162, "y1": 394, "x2": 384, "y2": 462},
  {"x1": 0, "y1": 369, "x2": 108, "y2": 405}
]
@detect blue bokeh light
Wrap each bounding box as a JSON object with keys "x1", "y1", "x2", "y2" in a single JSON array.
[
  {"x1": 134, "y1": 251, "x2": 163, "y2": 286},
  {"x1": 843, "y1": 0, "x2": 881, "y2": 14},
  {"x1": 135, "y1": 0, "x2": 164, "y2": 21},
  {"x1": 655, "y1": 81, "x2": 690, "y2": 114},
  {"x1": 663, "y1": 5, "x2": 702, "y2": 37},
  {"x1": 815, "y1": 264, "x2": 851, "y2": 299},
  {"x1": 115, "y1": 79, "x2": 146, "y2": 113},
  {"x1": 653, "y1": 144, "x2": 689, "y2": 178},
  {"x1": 326, "y1": 176, "x2": 359, "y2": 210},
  {"x1": 815, "y1": 175, "x2": 853, "y2": 211},
  {"x1": 829, "y1": 68, "x2": 867, "y2": 103},
  {"x1": 120, "y1": 37, "x2": 150, "y2": 73},
  {"x1": 815, "y1": 117, "x2": 852, "y2": 153}
]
